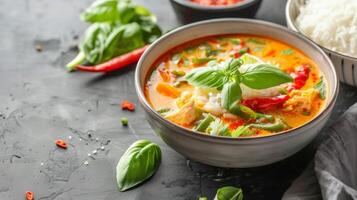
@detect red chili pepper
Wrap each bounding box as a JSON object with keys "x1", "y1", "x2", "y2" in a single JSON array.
[
  {"x1": 290, "y1": 64, "x2": 310, "y2": 90},
  {"x1": 121, "y1": 100, "x2": 135, "y2": 111},
  {"x1": 229, "y1": 119, "x2": 245, "y2": 130},
  {"x1": 75, "y1": 45, "x2": 148, "y2": 73},
  {"x1": 26, "y1": 191, "x2": 34, "y2": 200},
  {"x1": 241, "y1": 95, "x2": 290, "y2": 111},
  {"x1": 55, "y1": 139, "x2": 68, "y2": 149}
]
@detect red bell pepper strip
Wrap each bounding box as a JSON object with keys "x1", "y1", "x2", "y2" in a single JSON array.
[
  {"x1": 290, "y1": 64, "x2": 310, "y2": 90},
  {"x1": 74, "y1": 45, "x2": 148, "y2": 73},
  {"x1": 241, "y1": 95, "x2": 290, "y2": 111}
]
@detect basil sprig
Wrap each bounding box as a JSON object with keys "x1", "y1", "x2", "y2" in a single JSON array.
[
  {"x1": 214, "y1": 186, "x2": 243, "y2": 200},
  {"x1": 185, "y1": 55, "x2": 293, "y2": 112},
  {"x1": 116, "y1": 139, "x2": 161, "y2": 191},
  {"x1": 67, "y1": 0, "x2": 161, "y2": 70}
]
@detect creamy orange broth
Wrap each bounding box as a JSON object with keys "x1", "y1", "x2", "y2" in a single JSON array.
[{"x1": 145, "y1": 34, "x2": 326, "y2": 137}]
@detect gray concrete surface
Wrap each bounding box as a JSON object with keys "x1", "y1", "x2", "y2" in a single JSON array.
[{"x1": 0, "y1": 0, "x2": 356, "y2": 199}]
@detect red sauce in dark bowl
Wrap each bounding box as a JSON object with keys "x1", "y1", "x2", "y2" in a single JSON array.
[{"x1": 190, "y1": 0, "x2": 244, "y2": 6}]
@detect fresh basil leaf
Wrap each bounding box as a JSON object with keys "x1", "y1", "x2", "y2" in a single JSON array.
[
  {"x1": 314, "y1": 76, "x2": 326, "y2": 99},
  {"x1": 221, "y1": 81, "x2": 242, "y2": 110},
  {"x1": 80, "y1": 0, "x2": 119, "y2": 23},
  {"x1": 214, "y1": 186, "x2": 243, "y2": 200},
  {"x1": 185, "y1": 66, "x2": 227, "y2": 89},
  {"x1": 117, "y1": 1, "x2": 136, "y2": 24},
  {"x1": 224, "y1": 59, "x2": 242, "y2": 74},
  {"x1": 241, "y1": 64, "x2": 293, "y2": 89},
  {"x1": 281, "y1": 48, "x2": 294, "y2": 55},
  {"x1": 207, "y1": 118, "x2": 230, "y2": 136},
  {"x1": 116, "y1": 139, "x2": 161, "y2": 192},
  {"x1": 117, "y1": 23, "x2": 145, "y2": 54},
  {"x1": 80, "y1": 23, "x2": 113, "y2": 64}
]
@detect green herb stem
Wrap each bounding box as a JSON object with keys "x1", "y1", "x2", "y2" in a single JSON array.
[{"x1": 66, "y1": 52, "x2": 86, "y2": 72}]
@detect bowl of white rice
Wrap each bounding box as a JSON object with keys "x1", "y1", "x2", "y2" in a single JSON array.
[{"x1": 286, "y1": 0, "x2": 357, "y2": 87}]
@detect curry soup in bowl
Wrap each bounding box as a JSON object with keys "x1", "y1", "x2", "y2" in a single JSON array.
[
  {"x1": 135, "y1": 19, "x2": 338, "y2": 167},
  {"x1": 145, "y1": 34, "x2": 327, "y2": 138}
]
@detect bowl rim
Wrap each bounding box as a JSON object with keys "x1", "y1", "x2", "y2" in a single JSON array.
[
  {"x1": 170, "y1": 0, "x2": 259, "y2": 11},
  {"x1": 285, "y1": 0, "x2": 357, "y2": 61},
  {"x1": 135, "y1": 18, "x2": 339, "y2": 141}
]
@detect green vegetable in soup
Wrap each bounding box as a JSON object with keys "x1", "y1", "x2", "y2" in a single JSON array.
[
  {"x1": 157, "y1": 108, "x2": 171, "y2": 114},
  {"x1": 314, "y1": 76, "x2": 326, "y2": 99},
  {"x1": 281, "y1": 48, "x2": 294, "y2": 55},
  {"x1": 116, "y1": 140, "x2": 161, "y2": 191},
  {"x1": 194, "y1": 113, "x2": 216, "y2": 132},
  {"x1": 247, "y1": 38, "x2": 265, "y2": 45},
  {"x1": 231, "y1": 125, "x2": 255, "y2": 137},
  {"x1": 192, "y1": 58, "x2": 216, "y2": 65},
  {"x1": 215, "y1": 186, "x2": 243, "y2": 200},
  {"x1": 207, "y1": 118, "x2": 230, "y2": 136},
  {"x1": 172, "y1": 70, "x2": 186, "y2": 77},
  {"x1": 250, "y1": 118, "x2": 289, "y2": 132}
]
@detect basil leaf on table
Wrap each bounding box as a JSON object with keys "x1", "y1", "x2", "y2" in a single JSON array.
[
  {"x1": 116, "y1": 139, "x2": 161, "y2": 191},
  {"x1": 241, "y1": 64, "x2": 293, "y2": 89},
  {"x1": 221, "y1": 81, "x2": 242, "y2": 110},
  {"x1": 214, "y1": 186, "x2": 243, "y2": 200}
]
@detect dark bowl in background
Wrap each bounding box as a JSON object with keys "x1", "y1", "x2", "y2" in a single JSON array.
[{"x1": 169, "y1": 0, "x2": 262, "y2": 23}]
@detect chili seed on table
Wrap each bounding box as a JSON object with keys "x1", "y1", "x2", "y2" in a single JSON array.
[
  {"x1": 25, "y1": 191, "x2": 34, "y2": 200},
  {"x1": 55, "y1": 139, "x2": 68, "y2": 149}
]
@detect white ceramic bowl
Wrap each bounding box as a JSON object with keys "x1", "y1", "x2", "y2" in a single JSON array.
[
  {"x1": 286, "y1": 0, "x2": 357, "y2": 87},
  {"x1": 135, "y1": 19, "x2": 339, "y2": 168}
]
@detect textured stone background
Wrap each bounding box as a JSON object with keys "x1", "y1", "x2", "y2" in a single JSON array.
[{"x1": 0, "y1": 0, "x2": 356, "y2": 199}]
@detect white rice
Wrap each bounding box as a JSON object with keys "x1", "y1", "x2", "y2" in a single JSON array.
[{"x1": 296, "y1": 0, "x2": 357, "y2": 57}]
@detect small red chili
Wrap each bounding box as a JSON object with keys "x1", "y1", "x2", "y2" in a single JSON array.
[
  {"x1": 55, "y1": 139, "x2": 67, "y2": 149},
  {"x1": 121, "y1": 100, "x2": 135, "y2": 111},
  {"x1": 26, "y1": 191, "x2": 34, "y2": 200},
  {"x1": 75, "y1": 45, "x2": 148, "y2": 73}
]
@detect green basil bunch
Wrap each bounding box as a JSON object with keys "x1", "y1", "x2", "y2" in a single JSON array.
[
  {"x1": 116, "y1": 139, "x2": 161, "y2": 191},
  {"x1": 185, "y1": 55, "x2": 293, "y2": 113},
  {"x1": 67, "y1": 0, "x2": 161, "y2": 70},
  {"x1": 214, "y1": 186, "x2": 243, "y2": 200}
]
